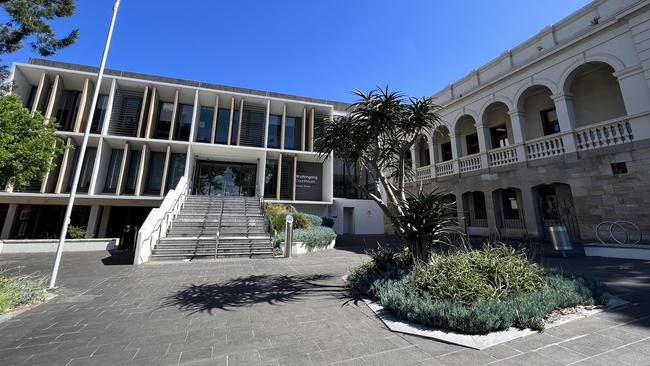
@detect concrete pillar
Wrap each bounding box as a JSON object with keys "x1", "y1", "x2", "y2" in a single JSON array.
[
  {"x1": 292, "y1": 155, "x2": 297, "y2": 201},
  {"x1": 508, "y1": 110, "x2": 529, "y2": 161},
  {"x1": 276, "y1": 153, "x2": 282, "y2": 200},
  {"x1": 136, "y1": 86, "x2": 149, "y2": 137},
  {"x1": 280, "y1": 104, "x2": 286, "y2": 150},
  {"x1": 484, "y1": 190, "x2": 499, "y2": 236},
  {"x1": 301, "y1": 108, "x2": 307, "y2": 151},
  {"x1": 409, "y1": 145, "x2": 417, "y2": 173},
  {"x1": 102, "y1": 78, "x2": 117, "y2": 136},
  {"x1": 144, "y1": 87, "x2": 158, "y2": 139},
  {"x1": 85, "y1": 205, "x2": 101, "y2": 238},
  {"x1": 551, "y1": 93, "x2": 577, "y2": 153},
  {"x1": 614, "y1": 66, "x2": 650, "y2": 140},
  {"x1": 263, "y1": 99, "x2": 270, "y2": 148},
  {"x1": 210, "y1": 95, "x2": 219, "y2": 144},
  {"x1": 1, "y1": 204, "x2": 17, "y2": 239},
  {"x1": 475, "y1": 124, "x2": 491, "y2": 169},
  {"x1": 227, "y1": 97, "x2": 235, "y2": 145},
  {"x1": 188, "y1": 90, "x2": 199, "y2": 143},
  {"x1": 428, "y1": 138, "x2": 437, "y2": 179},
  {"x1": 257, "y1": 153, "x2": 267, "y2": 197},
  {"x1": 98, "y1": 206, "x2": 111, "y2": 238},
  {"x1": 520, "y1": 187, "x2": 540, "y2": 238},
  {"x1": 168, "y1": 90, "x2": 180, "y2": 141},
  {"x1": 449, "y1": 133, "x2": 460, "y2": 173},
  {"x1": 236, "y1": 98, "x2": 244, "y2": 146}
]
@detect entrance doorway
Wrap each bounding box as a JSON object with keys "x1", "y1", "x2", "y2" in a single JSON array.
[
  {"x1": 343, "y1": 207, "x2": 354, "y2": 234},
  {"x1": 193, "y1": 161, "x2": 257, "y2": 196},
  {"x1": 533, "y1": 183, "x2": 579, "y2": 240}
]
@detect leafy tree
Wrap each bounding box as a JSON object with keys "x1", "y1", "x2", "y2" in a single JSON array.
[
  {"x1": 316, "y1": 87, "x2": 458, "y2": 260},
  {"x1": 0, "y1": 0, "x2": 78, "y2": 79},
  {"x1": 0, "y1": 93, "x2": 64, "y2": 190}
]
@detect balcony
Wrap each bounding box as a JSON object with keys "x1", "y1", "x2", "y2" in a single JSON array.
[{"x1": 413, "y1": 116, "x2": 639, "y2": 182}]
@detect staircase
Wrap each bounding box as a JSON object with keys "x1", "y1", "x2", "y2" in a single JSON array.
[{"x1": 150, "y1": 195, "x2": 274, "y2": 261}]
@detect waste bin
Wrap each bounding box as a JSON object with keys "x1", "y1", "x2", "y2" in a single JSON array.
[{"x1": 548, "y1": 226, "x2": 572, "y2": 257}]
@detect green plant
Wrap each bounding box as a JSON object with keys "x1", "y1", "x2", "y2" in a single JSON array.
[
  {"x1": 399, "y1": 189, "x2": 463, "y2": 261},
  {"x1": 303, "y1": 214, "x2": 322, "y2": 228},
  {"x1": 0, "y1": 94, "x2": 65, "y2": 190},
  {"x1": 321, "y1": 217, "x2": 334, "y2": 228},
  {"x1": 274, "y1": 226, "x2": 337, "y2": 248},
  {"x1": 264, "y1": 203, "x2": 311, "y2": 231},
  {"x1": 0, "y1": 271, "x2": 46, "y2": 313},
  {"x1": 408, "y1": 244, "x2": 546, "y2": 305},
  {"x1": 67, "y1": 225, "x2": 86, "y2": 239},
  {"x1": 346, "y1": 244, "x2": 609, "y2": 334},
  {"x1": 314, "y1": 87, "x2": 444, "y2": 246}
]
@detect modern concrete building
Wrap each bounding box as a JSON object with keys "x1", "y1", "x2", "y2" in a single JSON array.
[
  {"x1": 410, "y1": 0, "x2": 650, "y2": 242},
  {"x1": 1, "y1": 59, "x2": 386, "y2": 250}
]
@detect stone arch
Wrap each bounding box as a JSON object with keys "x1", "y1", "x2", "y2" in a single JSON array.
[
  {"x1": 514, "y1": 78, "x2": 557, "y2": 111},
  {"x1": 559, "y1": 53, "x2": 626, "y2": 94},
  {"x1": 516, "y1": 85, "x2": 557, "y2": 139}
]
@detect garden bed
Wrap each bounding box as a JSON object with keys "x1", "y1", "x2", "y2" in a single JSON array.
[
  {"x1": 0, "y1": 272, "x2": 50, "y2": 322},
  {"x1": 347, "y1": 245, "x2": 615, "y2": 349}
]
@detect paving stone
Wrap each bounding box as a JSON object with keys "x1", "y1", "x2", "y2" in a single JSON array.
[
  {"x1": 436, "y1": 349, "x2": 497, "y2": 366},
  {"x1": 533, "y1": 344, "x2": 587, "y2": 364}
]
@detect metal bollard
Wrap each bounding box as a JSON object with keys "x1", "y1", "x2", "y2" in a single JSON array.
[{"x1": 285, "y1": 214, "x2": 294, "y2": 258}]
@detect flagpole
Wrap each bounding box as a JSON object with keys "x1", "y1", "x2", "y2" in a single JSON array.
[{"x1": 49, "y1": 0, "x2": 121, "y2": 289}]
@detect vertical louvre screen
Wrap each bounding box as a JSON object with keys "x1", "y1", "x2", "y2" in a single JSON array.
[
  {"x1": 239, "y1": 105, "x2": 265, "y2": 147},
  {"x1": 280, "y1": 156, "x2": 293, "y2": 200},
  {"x1": 108, "y1": 89, "x2": 143, "y2": 136}
]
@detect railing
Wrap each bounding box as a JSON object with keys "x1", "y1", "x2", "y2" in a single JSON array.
[
  {"x1": 574, "y1": 117, "x2": 633, "y2": 151},
  {"x1": 133, "y1": 176, "x2": 189, "y2": 264},
  {"x1": 435, "y1": 161, "x2": 455, "y2": 177},
  {"x1": 458, "y1": 154, "x2": 482, "y2": 173},
  {"x1": 488, "y1": 145, "x2": 519, "y2": 167},
  {"x1": 416, "y1": 165, "x2": 433, "y2": 180},
  {"x1": 526, "y1": 134, "x2": 565, "y2": 160},
  {"x1": 214, "y1": 185, "x2": 226, "y2": 260}
]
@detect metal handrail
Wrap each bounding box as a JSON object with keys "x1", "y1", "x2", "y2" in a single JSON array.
[
  {"x1": 143, "y1": 178, "x2": 190, "y2": 257},
  {"x1": 214, "y1": 185, "x2": 226, "y2": 260}
]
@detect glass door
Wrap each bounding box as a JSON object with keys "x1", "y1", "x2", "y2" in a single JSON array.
[{"x1": 194, "y1": 161, "x2": 257, "y2": 196}]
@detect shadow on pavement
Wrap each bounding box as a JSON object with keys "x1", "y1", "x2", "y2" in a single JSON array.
[
  {"x1": 100, "y1": 250, "x2": 135, "y2": 265},
  {"x1": 163, "y1": 274, "x2": 348, "y2": 314}
]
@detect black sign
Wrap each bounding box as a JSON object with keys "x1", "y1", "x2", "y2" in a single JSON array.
[{"x1": 295, "y1": 162, "x2": 322, "y2": 201}]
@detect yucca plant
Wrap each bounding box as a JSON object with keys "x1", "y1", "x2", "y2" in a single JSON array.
[{"x1": 399, "y1": 189, "x2": 463, "y2": 261}]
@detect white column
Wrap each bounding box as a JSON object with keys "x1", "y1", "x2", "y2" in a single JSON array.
[
  {"x1": 257, "y1": 152, "x2": 267, "y2": 197},
  {"x1": 507, "y1": 110, "x2": 529, "y2": 160},
  {"x1": 188, "y1": 90, "x2": 199, "y2": 143},
  {"x1": 263, "y1": 99, "x2": 270, "y2": 148},
  {"x1": 449, "y1": 134, "x2": 460, "y2": 173},
  {"x1": 475, "y1": 124, "x2": 490, "y2": 169},
  {"x1": 427, "y1": 139, "x2": 437, "y2": 179},
  {"x1": 551, "y1": 93, "x2": 577, "y2": 153},
  {"x1": 614, "y1": 66, "x2": 650, "y2": 140},
  {"x1": 98, "y1": 206, "x2": 111, "y2": 238},
  {"x1": 1, "y1": 204, "x2": 17, "y2": 239},
  {"x1": 85, "y1": 205, "x2": 101, "y2": 238}
]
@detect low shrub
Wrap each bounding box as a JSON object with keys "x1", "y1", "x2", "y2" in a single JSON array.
[
  {"x1": 67, "y1": 225, "x2": 86, "y2": 239},
  {"x1": 0, "y1": 272, "x2": 46, "y2": 313},
  {"x1": 409, "y1": 245, "x2": 547, "y2": 305},
  {"x1": 265, "y1": 204, "x2": 310, "y2": 231},
  {"x1": 274, "y1": 226, "x2": 337, "y2": 248},
  {"x1": 303, "y1": 214, "x2": 323, "y2": 228},
  {"x1": 347, "y1": 245, "x2": 608, "y2": 334},
  {"x1": 321, "y1": 217, "x2": 334, "y2": 228}
]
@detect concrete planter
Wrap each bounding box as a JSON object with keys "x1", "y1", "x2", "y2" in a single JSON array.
[
  {"x1": 289, "y1": 239, "x2": 336, "y2": 256},
  {"x1": 0, "y1": 238, "x2": 119, "y2": 254},
  {"x1": 583, "y1": 243, "x2": 650, "y2": 260}
]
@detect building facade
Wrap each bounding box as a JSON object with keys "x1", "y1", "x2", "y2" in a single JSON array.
[
  {"x1": 410, "y1": 0, "x2": 650, "y2": 242},
  {"x1": 1, "y1": 59, "x2": 386, "y2": 245}
]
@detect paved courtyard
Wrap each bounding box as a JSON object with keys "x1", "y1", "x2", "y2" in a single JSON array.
[{"x1": 0, "y1": 238, "x2": 649, "y2": 365}]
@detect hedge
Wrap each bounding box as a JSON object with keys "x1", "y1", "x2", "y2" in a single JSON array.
[{"x1": 274, "y1": 226, "x2": 337, "y2": 248}]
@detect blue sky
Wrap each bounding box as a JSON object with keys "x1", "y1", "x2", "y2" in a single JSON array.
[{"x1": 2, "y1": 0, "x2": 589, "y2": 102}]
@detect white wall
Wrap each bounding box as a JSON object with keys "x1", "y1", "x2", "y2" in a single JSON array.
[{"x1": 329, "y1": 198, "x2": 385, "y2": 235}]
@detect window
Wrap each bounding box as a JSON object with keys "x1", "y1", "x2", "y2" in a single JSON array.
[
  {"x1": 215, "y1": 108, "x2": 230, "y2": 144},
  {"x1": 24, "y1": 85, "x2": 37, "y2": 110},
  {"x1": 440, "y1": 142, "x2": 453, "y2": 161},
  {"x1": 418, "y1": 145, "x2": 430, "y2": 167},
  {"x1": 55, "y1": 90, "x2": 81, "y2": 131},
  {"x1": 196, "y1": 107, "x2": 213, "y2": 143},
  {"x1": 103, "y1": 149, "x2": 123, "y2": 193},
  {"x1": 111, "y1": 94, "x2": 142, "y2": 136},
  {"x1": 472, "y1": 191, "x2": 487, "y2": 219},
  {"x1": 154, "y1": 102, "x2": 174, "y2": 139},
  {"x1": 174, "y1": 104, "x2": 193, "y2": 141},
  {"x1": 264, "y1": 159, "x2": 278, "y2": 198},
  {"x1": 500, "y1": 189, "x2": 520, "y2": 219},
  {"x1": 123, "y1": 150, "x2": 141, "y2": 194},
  {"x1": 145, "y1": 152, "x2": 166, "y2": 194},
  {"x1": 333, "y1": 157, "x2": 377, "y2": 199},
  {"x1": 267, "y1": 115, "x2": 281, "y2": 148},
  {"x1": 541, "y1": 108, "x2": 560, "y2": 136},
  {"x1": 67, "y1": 147, "x2": 97, "y2": 193},
  {"x1": 166, "y1": 153, "x2": 186, "y2": 192},
  {"x1": 285, "y1": 116, "x2": 301, "y2": 150},
  {"x1": 465, "y1": 133, "x2": 480, "y2": 155},
  {"x1": 230, "y1": 110, "x2": 240, "y2": 144},
  {"x1": 90, "y1": 94, "x2": 109, "y2": 133},
  {"x1": 490, "y1": 124, "x2": 509, "y2": 148}
]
